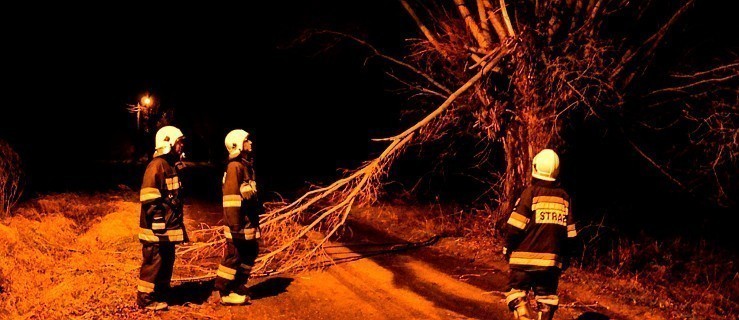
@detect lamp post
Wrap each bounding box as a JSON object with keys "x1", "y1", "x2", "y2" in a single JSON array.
[{"x1": 137, "y1": 94, "x2": 154, "y2": 131}]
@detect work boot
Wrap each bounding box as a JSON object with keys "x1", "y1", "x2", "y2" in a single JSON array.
[
  {"x1": 536, "y1": 302, "x2": 557, "y2": 320},
  {"x1": 142, "y1": 301, "x2": 169, "y2": 311},
  {"x1": 509, "y1": 297, "x2": 535, "y2": 320},
  {"x1": 220, "y1": 292, "x2": 251, "y2": 306}
]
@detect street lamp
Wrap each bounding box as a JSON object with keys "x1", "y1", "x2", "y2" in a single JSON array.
[
  {"x1": 128, "y1": 94, "x2": 155, "y2": 131},
  {"x1": 138, "y1": 95, "x2": 154, "y2": 130}
]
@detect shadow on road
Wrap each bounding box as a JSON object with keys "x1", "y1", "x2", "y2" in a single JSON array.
[
  {"x1": 331, "y1": 221, "x2": 510, "y2": 318},
  {"x1": 168, "y1": 279, "x2": 215, "y2": 306},
  {"x1": 576, "y1": 312, "x2": 610, "y2": 320},
  {"x1": 166, "y1": 277, "x2": 295, "y2": 305},
  {"x1": 250, "y1": 277, "x2": 294, "y2": 300}
]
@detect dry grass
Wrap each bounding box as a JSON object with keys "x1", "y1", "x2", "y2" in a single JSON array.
[
  {"x1": 0, "y1": 191, "x2": 150, "y2": 319},
  {"x1": 572, "y1": 234, "x2": 739, "y2": 319},
  {"x1": 13, "y1": 190, "x2": 135, "y2": 232}
]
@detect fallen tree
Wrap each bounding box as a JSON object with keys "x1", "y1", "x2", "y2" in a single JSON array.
[{"x1": 179, "y1": 0, "x2": 737, "y2": 276}]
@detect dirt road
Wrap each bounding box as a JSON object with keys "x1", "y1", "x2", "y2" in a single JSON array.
[{"x1": 157, "y1": 201, "x2": 514, "y2": 319}]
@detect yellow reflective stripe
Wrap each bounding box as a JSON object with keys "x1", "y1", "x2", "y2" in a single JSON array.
[
  {"x1": 507, "y1": 212, "x2": 529, "y2": 229},
  {"x1": 223, "y1": 201, "x2": 241, "y2": 208},
  {"x1": 138, "y1": 233, "x2": 160, "y2": 242},
  {"x1": 138, "y1": 228, "x2": 184, "y2": 242},
  {"x1": 509, "y1": 257, "x2": 562, "y2": 268},
  {"x1": 216, "y1": 270, "x2": 235, "y2": 280},
  {"x1": 140, "y1": 188, "x2": 161, "y2": 202},
  {"x1": 217, "y1": 265, "x2": 237, "y2": 280},
  {"x1": 243, "y1": 228, "x2": 259, "y2": 240},
  {"x1": 510, "y1": 251, "x2": 558, "y2": 260},
  {"x1": 137, "y1": 280, "x2": 155, "y2": 293},
  {"x1": 567, "y1": 224, "x2": 577, "y2": 238},
  {"x1": 509, "y1": 251, "x2": 562, "y2": 268},
  {"x1": 532, "y1": 196, "x2": 569, "y2": 207},
  {"x1": 531, "y1": 202, "x2": 568, "y2": 212},
  {"x1": 223, "y1": 195, "x2": 242, "y2": 208},
  {"x1": 140, "y1": 228, "x2": 183, "y2": 236},
  {"x1": 152, "y1": 222, "x2": 166, "y2": 230},
  {"x1": 224, "y1": 227, "x2": 260, "y2": 240},
  {"x1": 535, "y1": 295, "x2": 559, "y2": 306},
  {"x1": 223, "y1": 195, "x2": 242, "y2": 201},
  {"x1": 165, "y1": 176, "x2": 180, "y2": 191},
  {"x1": 505, "y1": 289, "x2": 526, "y2": 304}
]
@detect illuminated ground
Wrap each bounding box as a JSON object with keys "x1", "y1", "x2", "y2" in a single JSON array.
[{"x1": 0, "y1": 194, "x2": 674, "y2": 319}]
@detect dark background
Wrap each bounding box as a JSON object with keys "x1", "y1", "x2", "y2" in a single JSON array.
[{"x1": 0, "y1": 1, "x2": 735, "y2": 247}]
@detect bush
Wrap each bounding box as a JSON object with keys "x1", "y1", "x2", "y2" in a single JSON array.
[{"x1": 0, "y1": 140, "x2": 24, "y2": 217}]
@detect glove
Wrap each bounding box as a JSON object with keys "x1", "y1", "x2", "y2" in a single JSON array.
[{"x1": 240, "y1": 180, "x2": 257, "y2": 200}]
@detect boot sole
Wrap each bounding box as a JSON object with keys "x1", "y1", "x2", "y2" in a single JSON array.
[{"x1": 220, "y1": 300, "x2": 252, "y2": 306}]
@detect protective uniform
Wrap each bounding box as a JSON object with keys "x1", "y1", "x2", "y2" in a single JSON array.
[
  {"x1": 136, "y1": 126, "x2": 187, "y2": 310},
  {"x1": 214, "y1": 129, "x2": 261, "y2": 305},
  {"x1": 504, "y1": 149, "x2": 576, "y2": 320}
]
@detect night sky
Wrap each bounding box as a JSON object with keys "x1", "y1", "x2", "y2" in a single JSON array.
[{"x1": 0, "y1": 1, "x2": 735, "y2": 245}]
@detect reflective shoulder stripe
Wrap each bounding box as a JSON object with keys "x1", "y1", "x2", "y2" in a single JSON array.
[
  {"x1": 165, "y1": 176, "x2": 181, "y2": 191},
  {"x1": 223, "y1": 195, "x2": 242, "y2": 208},
  {"x1": 567, "y1": 224, "x2": 577, "y2": 238},
  {"x1": 532, "y1": 196, "x2": 569, "y2": 208},
  {"x1": 531, "y1": 202, "x2": 567, "y2": 212},
  {"x1": 507, "y1": 212, "x2": 529, "y2": 229},
  {"x1": 505, "y1": 289, "x2": 527, "y2": 305},
  {"x1": 140, "y1": 188, "x2": 162, "y2": 202}
]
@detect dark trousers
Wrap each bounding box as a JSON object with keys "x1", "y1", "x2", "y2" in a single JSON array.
[
  {"x1": 214, "y1": 239, "x2": 259, "y2": 295},
  {"x1": 507, "y1": 268, "x2": 560, "y2": 295},
  {"x1": 137, "y1": 242, "x2": 176, "y2": 307}
]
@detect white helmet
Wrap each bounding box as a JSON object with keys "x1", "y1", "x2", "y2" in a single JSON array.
[
  {"x1": 532, "y1": 149, "x2": 560, "y2": 181},
  {"x1": 224, "y1": 129, "x2": 249, "y2": 159},
  {"x1": 153, "y1": 126, "x2": 184, "y2": 157}
]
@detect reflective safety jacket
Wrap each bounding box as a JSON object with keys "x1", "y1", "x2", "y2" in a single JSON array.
[
  {"x1": 138, "y1": 155, "x2": 187, "y2": 243},
  {"x1": 505, "y1": 179, "x2": 577, "y2": 271},
  {"x1": 222, "y1": 157, "x2": 261, "y2": 241}
]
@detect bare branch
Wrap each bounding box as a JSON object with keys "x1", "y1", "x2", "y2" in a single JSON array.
[
  {"x1": 476, "y1": 0, "x2": 494, "y2": 46},
  {"x1": 498, "y1": 0, "x2": 515, "y2": 36},
  {"x1": 400, "y1": 0, "x2": 449, "y2": 58},
  {"x1": 453, "y1": 0, "x2": 491, "y2": 48},
  {"x1": 375, "y1": 47, "x2": 508, "y2": 142}
]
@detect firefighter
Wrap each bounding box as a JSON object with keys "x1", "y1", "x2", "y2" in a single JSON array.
[
  {"x1": 503, "y1": 149, "x2": 577, "y2": 320},
  {"x1": 214, "y1": 129, "x2": 261, "y2": 305},
  {"x1": 136, "y1": 126, "x2": 188, "y2": 311}
]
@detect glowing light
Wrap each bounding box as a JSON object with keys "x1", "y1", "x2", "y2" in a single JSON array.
[{"x1": 141, "y1": 95, "x2": 153, "y2": 107}]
